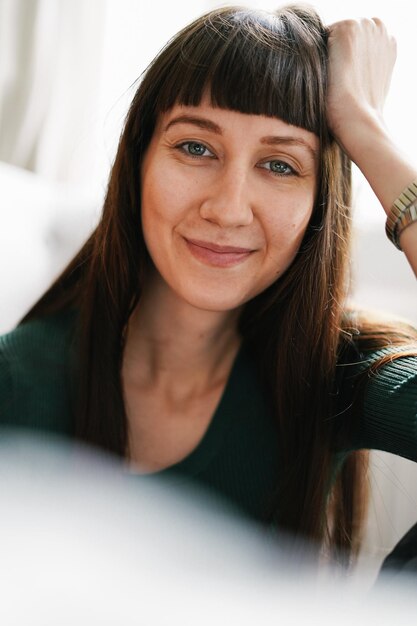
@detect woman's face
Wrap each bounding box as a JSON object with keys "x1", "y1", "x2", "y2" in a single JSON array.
[{"x1": 140, "y1": 96, "x2": 319, "y2": 312}]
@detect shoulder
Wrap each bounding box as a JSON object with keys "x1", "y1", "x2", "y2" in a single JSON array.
[
  {"x1": 0, "y1": 338, "x2": 13, "y2": 422},
  {"x1": 0, "y1": 308, "x2": 77, "y2": 432},
  {"x1": 0, "y1": 307, "x2": 76, "y2": 374}
]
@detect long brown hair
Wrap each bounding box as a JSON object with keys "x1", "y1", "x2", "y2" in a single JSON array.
[{"x1": 21, "y1": 5, "x2": 417, "y2": 564}]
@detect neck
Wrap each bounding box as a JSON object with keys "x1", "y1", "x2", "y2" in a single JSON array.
[{"x1": 122, "y1": 273, "x2": 242, "y2": 396}]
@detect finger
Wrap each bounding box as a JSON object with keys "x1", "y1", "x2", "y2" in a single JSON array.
[
  {"x1": 370, "y1": 16, "x2": 384, "y2": 26},
  {"x1": 370, "y1": 17, "x2": 397, "y2": 55}
]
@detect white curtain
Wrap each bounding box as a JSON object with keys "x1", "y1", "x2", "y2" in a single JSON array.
[
  {"x1": 0, "y1": 0, "x2": 106, "y2": 185},
  {"x1": 0, "y1": 0, "x2": 211, "y2": 190}
]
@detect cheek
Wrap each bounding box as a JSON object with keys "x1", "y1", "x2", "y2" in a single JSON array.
[
  {"x1": 141, "y1": 165, "x2": 198, "y2": 231},
  {"x1": 141, "y1": 182, "x2": 176, "y2": 243},
  {"x1": 141, "y1": 180, "x2": 169, "y2": 261},
  {"x1": 264, "y1": 199, "x2": 313, "y2": 251}
]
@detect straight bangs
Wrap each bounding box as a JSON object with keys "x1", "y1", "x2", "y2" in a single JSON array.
[{"x1": 146, "y1": 6, "x2": 329, "y2": 136}]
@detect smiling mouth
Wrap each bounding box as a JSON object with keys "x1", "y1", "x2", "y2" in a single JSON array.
[{"x1": 184, "y1": 238, "x2": 254, "y2": 268}]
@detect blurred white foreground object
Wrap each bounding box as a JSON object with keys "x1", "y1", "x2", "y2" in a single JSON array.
[{"x1": 0, "y1": 431, "x2": 416, "y2": 625}]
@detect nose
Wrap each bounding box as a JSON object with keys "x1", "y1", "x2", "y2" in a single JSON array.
[{"x1": 199, "y1": 165, "x2": 253, "y2": 227}]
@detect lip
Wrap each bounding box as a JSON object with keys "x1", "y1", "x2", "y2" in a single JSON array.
[
  {"x1": 185, "y1": 238, "x2": 254, "y2": 253},
  {"x1": 184, "y1": 238, "x2": 254, "y2": 268}
]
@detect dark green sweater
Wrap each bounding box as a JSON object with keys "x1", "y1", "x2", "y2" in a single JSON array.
[{"x1": 0, "y1": 309, "x2": 416, "y2": 523}]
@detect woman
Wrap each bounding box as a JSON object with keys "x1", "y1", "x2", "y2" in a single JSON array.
[{"x1": 0, "y1": 5, "x2": 416, "y2": 566}]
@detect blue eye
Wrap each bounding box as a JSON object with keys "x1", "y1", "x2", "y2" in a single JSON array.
[
  {"x1": 270, "y1": 161, "x2": 292, "y2": 174},
  {"x1": 259, "y1": 160, "x2": 296, "y2": 176},
  {"x1": 179, "y1": 142, "x2": 213, "y2": 157}
]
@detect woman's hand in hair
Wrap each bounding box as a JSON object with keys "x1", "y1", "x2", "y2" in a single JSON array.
[
  {"x1": 326, "y1": 18, "x2": 417, "y2": 277},
  {"x1": 326, "y1": 17, "x2": 396, "y2": 156}
]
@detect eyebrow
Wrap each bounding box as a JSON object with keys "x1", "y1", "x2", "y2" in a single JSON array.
[
  {"x1": 164, "y1": 115, "x2": 317, "y2": 160},
  {"x1": 260, "y1": 136, "x2": 318, "y2": 161},
  {"x1": 164, "y1": 115, "x2": 222, "y2": 134}
]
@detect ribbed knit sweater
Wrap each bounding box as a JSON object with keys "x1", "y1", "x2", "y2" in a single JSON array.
[{"x1": 0, "y1": 309, "x2": 416, "y2": 523}]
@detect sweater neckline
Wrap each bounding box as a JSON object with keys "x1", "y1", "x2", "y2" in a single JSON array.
[{"x1": 128, "y1": 342, "x2": 248, "y2": 479}]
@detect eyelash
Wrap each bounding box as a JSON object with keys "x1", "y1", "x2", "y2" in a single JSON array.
[{"x1": 174, "y1": 141, "x2": 297, "y2": 177}]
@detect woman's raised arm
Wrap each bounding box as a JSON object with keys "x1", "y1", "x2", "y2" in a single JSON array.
[{"x1": 326, "y1": 18, "x2": 417, "y2": 276}]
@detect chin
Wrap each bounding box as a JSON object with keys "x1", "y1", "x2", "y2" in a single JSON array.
[
  {"x1": 178, "y1": 285, "x2": 251, "y2": 313},
  {"x1": 186, "y1": 295, "x2": 246, "y2": 313}
]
